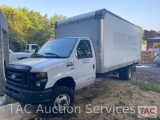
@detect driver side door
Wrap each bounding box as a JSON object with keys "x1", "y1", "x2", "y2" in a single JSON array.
[{"x1": 74, "y1": 39, "x2": 96, "y2": 89}]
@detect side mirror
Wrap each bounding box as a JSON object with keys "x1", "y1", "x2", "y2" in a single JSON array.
[{"x1": 35, "y1": 48, "x2": 39, "y2": 53}]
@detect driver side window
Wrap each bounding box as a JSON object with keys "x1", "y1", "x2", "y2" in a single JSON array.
[{"x1": 77, "y1": 40, "x2": 93, "y2": 59}]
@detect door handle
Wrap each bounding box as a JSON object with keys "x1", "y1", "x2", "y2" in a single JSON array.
[{"x1": 93, "y1": 64, "x2": 95, "y2": 69}]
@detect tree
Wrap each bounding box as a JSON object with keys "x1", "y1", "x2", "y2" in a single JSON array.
[
  {"x1": 20, "y1": 8, "x2": 66, "y2": 46},
  {"x1": 0, "y1": 5, "x2": 32, "y2": 42},
  {"x1": 50, "y1": 14, "x2": 66, "y2": 38},
  {"x1": 0, "y1": 5, "x2": 66, "y2": 49}
]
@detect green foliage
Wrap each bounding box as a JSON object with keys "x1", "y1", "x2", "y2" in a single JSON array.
[
  {"x1": 50, "y1": 14, "x2": 66, "y2": 37},
  {"x1": 126, "y1": 88, "x2": 133, "y2": 98},
  {"x1": 131, "y1": 80, "x2": 160, "y2": 93},
  {"x1": 0, "y1": 5, "x2": 32, "y2": 41},
  {"x1": 0, "y1": 5, "x2": 66, "y2": 47},
  {"x1": 2, "y1": 96, "x2": 16, "y2": 105}
]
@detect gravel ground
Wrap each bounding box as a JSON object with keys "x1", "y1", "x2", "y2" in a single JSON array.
[
  {"x1": 0, "y1": 63, "x2": 160, "y2": 120},
  {"x1": 133, "y1": 63, "x2": 160, "y2": 84}
]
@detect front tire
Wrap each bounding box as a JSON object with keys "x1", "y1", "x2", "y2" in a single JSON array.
[{"x1": 48, "y1": 86, "x2": 74, "y2": 115}]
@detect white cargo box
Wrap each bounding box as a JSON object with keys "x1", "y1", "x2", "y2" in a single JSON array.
[{"x1": 55, "y1": 9, "x2": 141, "y2": 73}]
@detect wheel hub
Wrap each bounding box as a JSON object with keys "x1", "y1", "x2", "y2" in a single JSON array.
[{"x1": 54, "y1": 94, "x2": 70, "y2": 112}]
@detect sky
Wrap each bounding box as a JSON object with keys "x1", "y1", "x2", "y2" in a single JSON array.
[{"x1": 0, "y1": 0, "x2": 160, "y2": 31}]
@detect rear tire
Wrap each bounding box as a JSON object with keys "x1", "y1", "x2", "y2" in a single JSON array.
[
  {"x1": 119, "y1": 66, "x2": 132, "y2": 80},
  {"x1": 47, "y1": 86, "x2": 74, "y2": 116}
]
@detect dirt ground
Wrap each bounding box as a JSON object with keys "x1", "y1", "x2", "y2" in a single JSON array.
[{"x1": 0, "y1": 64, "x2": 160, "y2": 120}]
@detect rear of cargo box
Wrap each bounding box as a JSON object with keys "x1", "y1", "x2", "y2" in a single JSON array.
[{"x1": 103, "y1": 12, "x2": 141, "y2": 72}]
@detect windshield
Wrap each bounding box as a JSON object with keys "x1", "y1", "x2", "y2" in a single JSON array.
[{"x1": 37, "y1": 38, "x2": 77, "y2": 58}]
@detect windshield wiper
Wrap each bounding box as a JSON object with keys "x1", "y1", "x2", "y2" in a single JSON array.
[
  {"x1": 45, "y1": 53, "x2": 67, "y2": 58},
  {"x1": 33, "y1": 53, "x2": 44, "y2": 56},
  {"x1": 45, "y1": 52, "x2": 60, "y2": 57},
  {"x1": 31, "y1": 53, "x2": 44, "y2": 58}
]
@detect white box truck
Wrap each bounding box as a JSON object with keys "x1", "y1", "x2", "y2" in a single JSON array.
[{"x1": 4, "y1": 9, "x2": 140, "y2": 115}]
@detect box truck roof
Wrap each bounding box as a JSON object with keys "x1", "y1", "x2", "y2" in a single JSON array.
[{"x1": 54, "y1": 8, "x2": 138, "y2": 28}]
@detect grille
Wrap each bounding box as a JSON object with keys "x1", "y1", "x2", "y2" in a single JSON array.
[{"x1": 6, "y1": 65, "x2": 31, "y2": 88}]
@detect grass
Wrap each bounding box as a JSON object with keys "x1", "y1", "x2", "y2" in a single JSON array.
[
  {"x1": 2, "y1": 96, "x2": 16, "y2": 105},
  {"x1": 131, "y1": 81, "x2": 160, "y2": 93},
  {"x1": 126, "y1": 88, "x2": 133, "y2": 98}
]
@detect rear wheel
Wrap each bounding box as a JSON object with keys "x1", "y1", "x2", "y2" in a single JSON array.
[
  {"x1": 48, "y1": 86, "x2": 74, "y2": 115},
  {"x1": 119, "y1": 66, "x2": 132, "y2": 80}
]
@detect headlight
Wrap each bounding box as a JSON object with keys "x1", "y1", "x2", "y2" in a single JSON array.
[
  {"x1": 31, "y1": 72, "x2": 48, "y2": 89},
  {"x1": 36, "y1": 79, "x2": 47, "y2": 87},
  {"x1": 36, "y1": 81, "x2": 41, "y2": 87}
]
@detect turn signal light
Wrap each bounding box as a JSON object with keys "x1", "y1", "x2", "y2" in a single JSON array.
[{"x1": 35, "y1": 73, "x2": 47, "y2": 78}]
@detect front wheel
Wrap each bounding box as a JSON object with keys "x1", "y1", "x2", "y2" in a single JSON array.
[{"x1": 48, "y1": 86, "x2": 74, "y2": 115}]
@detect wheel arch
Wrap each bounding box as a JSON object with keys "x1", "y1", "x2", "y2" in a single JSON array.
[{"x1": 53, "y1": 77, "x2": 76, "y2": 91}]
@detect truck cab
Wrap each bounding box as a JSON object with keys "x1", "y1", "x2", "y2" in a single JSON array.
[
  {"x1": 5, "y1": 37, "x2": 96, "y2": 114},
  {"x1": 24, "y1": 44, "x2": 39, "y2": 54}
]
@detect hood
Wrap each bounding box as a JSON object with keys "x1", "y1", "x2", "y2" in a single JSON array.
[
  {"x1": 10, "y1": 58, "x2": 67, "y2": 72},
  {"x1": 12, "y1": 52, "x2": 32, "y2": 55}
]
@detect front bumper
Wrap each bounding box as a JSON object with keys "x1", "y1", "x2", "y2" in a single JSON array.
[{"x1": 5, "y1": 82, "x2": 52, "y2": 104}]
